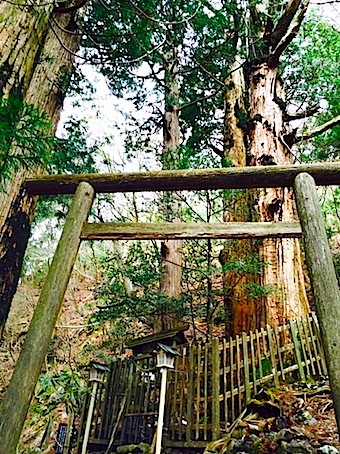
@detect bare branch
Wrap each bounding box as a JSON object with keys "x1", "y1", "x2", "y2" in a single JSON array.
[
  {"x1": 271, "y1": 0, "x2": 301, "y2": 45},
  {"x1": 268, "y1": 0, "x2": 310, "y2": 65},
  {"x1": 286, "y1": 104, "x2": 320, "y2": 121},
  {"x1": 54, "y1": 0, "x2": 87, "y2": 13},
  {"x1": 295, "y1": 114, "x2": 340, "y2": 143}
]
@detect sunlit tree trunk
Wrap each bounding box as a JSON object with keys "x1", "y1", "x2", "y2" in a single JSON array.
[
  {"x1": 221, "y1": 59, "x2": 258, "y2": 335},
  {"x1": 0, "y1": 4, "x2": 80, "y2": 337},
  {"x1": 247, "y1": 63, "x2": 309, "y2": 326}
]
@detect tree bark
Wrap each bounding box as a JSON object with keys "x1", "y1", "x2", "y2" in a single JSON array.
[
  {"x1": 157, "y1": 31, "x2": 182, "y2": 331},
  {"x1": 222, "y1": 59, "x2": 257, "y2": 335},
  {"x1": 247, "y1": 63, "x2": 309, "y2": 327},
  {"x1": 222, "y1": 0, "x2": 312, "y2": 333},
  {"x1": 0, "y1": 5, "x2": 80, "y2": 337}
]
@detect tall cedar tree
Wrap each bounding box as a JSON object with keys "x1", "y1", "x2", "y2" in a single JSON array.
[
  {"x1": 80, "y1": 0, "x2": 233, "y2": 331},
  {"x1": 0, "y1": 1, "x2": 83, "y2": 337}
]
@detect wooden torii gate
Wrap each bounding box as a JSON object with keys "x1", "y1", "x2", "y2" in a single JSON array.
[{"x1": 0, "y1": 163, "x2": 340, "y2": 453}]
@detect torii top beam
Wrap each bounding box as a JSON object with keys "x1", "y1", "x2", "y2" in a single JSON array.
[{"x1": 25, "y1": 163, "x2": 340, "y2": 195}]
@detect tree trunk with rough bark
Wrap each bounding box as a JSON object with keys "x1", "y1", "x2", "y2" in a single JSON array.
[
  {"x1": 222, "y1": 0, "x2": 312, "y2": 333},
  {"x1": 0, "y1": 3, "x2": 80, "y2": 337},
  {"x1": 157, "y1": 32, "x2": 183, "y2": 332},
  {"x1": 221, "y1": 60, "x2": 257, "y2": 335},
  {"x1": 247, "y1": 63, "x2": 309, "y2": 327}
]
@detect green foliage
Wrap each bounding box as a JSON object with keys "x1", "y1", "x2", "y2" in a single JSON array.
[
  {"x1": 34, "y1": 118, "x2": 100, "y2": 224},
  {"x1": 283, "y1": 14, "x2": 340, "y2": 162},
  {"x1": 0, "y1": 96, "x2": 52, "y2": 190},
  {"x1": 32, "y1": 369, "x2": 86, "y2": 416}
]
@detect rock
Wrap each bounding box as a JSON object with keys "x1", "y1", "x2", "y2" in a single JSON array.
[
  {"x1": 296, "y1": 409, "x2": 315, "y2": 424},
  {"x1": 317, "y1": 446, "x2": 339, "y2": 454},
  {"x1": 308, "y1": 417, "x2": 318, "y2": 426},
  {"x1": 227, "y1": 434, "x2": 262, "y2": 453},
  {"x1": 277, "y1": 440, "x2": 315, "y2": 454},
  {"x1": 276, "y1": 427, "x2": 309, "y2": 443}
]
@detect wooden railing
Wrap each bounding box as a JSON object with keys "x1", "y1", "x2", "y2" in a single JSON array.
[{"x1": 78, "y1": 313, "x2": 327, "y2": 451}]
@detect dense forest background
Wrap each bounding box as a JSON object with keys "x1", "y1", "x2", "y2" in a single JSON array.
[{"x1": 0, "y1": 0, "x2": 339, "y2": 450}]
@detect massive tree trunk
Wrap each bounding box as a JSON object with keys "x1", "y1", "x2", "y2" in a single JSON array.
[
  {"x1": 221, "y1": 60, "x2": 258, "y2": 335},
  {"x1": 222, "y1": 0, "x2": 311, "y2": 333},
  {"x1": 0, "y1": 3, "x2": 80, "y2": 337},
  {"x1": 247, "y1": 63, "x2": 309, "y2": 327},
  {"x1": 157, "y1": 32, "x2": 183, "y2": 332}
]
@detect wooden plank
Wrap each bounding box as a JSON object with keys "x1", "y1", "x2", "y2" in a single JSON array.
[
  {"x1": 222, "y1": 339, "x2": 229, "y2": 430},
  {"x1": 295, "y1": 172, "x2": 340, "y2": 431},
  {"x1": 297, "y1": 318, "x2": 310, "y2": 377},
  {"x1": 236, "y1": 335, "x2": 242, "y2": 414},
  {"x1": 171, "y1": 355, "x2": 179, "y2": 440},
  {"x1": 204, "y1": 342, "x2": 208, "y2": 440},
  {"x1": 0, "y1": 182, "x2": 95, "y2": 453},
  {"x1": 267, "y1": 325, "x2": 279, "y2": 388},
  {"x1": 242, "y1": 332, "x2": 251, "y2": 404},
  {"x1": 186, "y1": 347, "x2": 195, "y2": 442},
  {"x1": 249, "y1": 331, "x2": 257, "y2": 394},
  {"x1": 26, "y1": 162, "x2": 340, "y2": 195},
  {"x1": 81, "y1": 221, "x2": 302, "y2": 240},
  {"x1": 230, "y1": 337, "x2": 235, "y2": 422},
  {"x1": 289, "y1": 320, "x2": 306, "y2": 382},
  {"x1": 212, "y1": 338, "x2": 220, "y2": 440},
  {"x1": 195, "y1": 344, "x2": 202, "y2": 440},
  {"x1": 255, "y1": 330, "x2": 263, "y2": 382},
  {"x1": 301, "y1": 317, "x2": 315, "y2": 375},
  {"x1": 311, "y1": 312, "x2": 328, "y2": 375},
  {"x1": 307, "y1": 314, "x2": 322, "y2": 375},
  {"x1": 274, "y1": 326, "x2": 285, "y2": 380}
]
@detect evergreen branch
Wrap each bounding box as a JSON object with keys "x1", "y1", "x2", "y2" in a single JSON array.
[
  {"x1": 286, "y1": 104, "x2": 320, "y2": 121},
  {"x1": 126, "y1": 0, "x2": 203, "y2": 27},
  {"x1": 295, "y1": 114, "x2": 340, "y2": 143},
  {"x1": 193, "y1": 58, "x2": 224, "y2": 88},
  {"x1": 128, "y1": 39, "x2": 166, "y2": 64},
  {"x1": 178, "y1": 88, "x2": 221, "y2": 112}
]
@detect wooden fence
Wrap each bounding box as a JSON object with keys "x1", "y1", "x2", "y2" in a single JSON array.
[{"x1": 77, "y1": 313, "x2": 327, "y2": 451}]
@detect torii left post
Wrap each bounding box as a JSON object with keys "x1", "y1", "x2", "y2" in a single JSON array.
[{"x1": 0, "y1": 182, "x2": 95, "y2": 453}]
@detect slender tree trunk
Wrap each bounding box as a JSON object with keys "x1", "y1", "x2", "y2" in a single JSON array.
[
  {"x1": 157, "y1": 33, "x2": 183, "y2": 332},
  {"x1": 0, "y1": 5, "x2": 80, "y2": 337}
]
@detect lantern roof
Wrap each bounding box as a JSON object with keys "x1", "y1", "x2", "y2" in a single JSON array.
[
  {"x1": 90, "y1": 361, "x2": 110, "y2": 373},
  {"x1": 156, "y1": 343, "x2": 181, "y2": 357}
]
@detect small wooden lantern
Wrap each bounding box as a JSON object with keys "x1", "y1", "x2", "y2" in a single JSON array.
[
  {"x1": 155, "y1": 343, "x2": 180, "y2": 369},
  {"x1": 89, "y1": 361, "x2": 110, "y2": 383}
]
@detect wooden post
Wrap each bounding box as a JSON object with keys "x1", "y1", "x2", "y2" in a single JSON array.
[
  {"x1": 289, "y1": 319, "x2": 306, "y2": 382},
  {"x1": 266, "y1": 325, "x2": 279, "y2": 388},
  {"x1": 0, "y1": 182, "x2": 94, "y2": 454},
  {"x1": 242, "y1": 332, "x2": 251, "y2": 403},
  {"x1": 211, "y1": 338, "x2": 220, "y2": 440},
  {"x1": 186, "y1": 347, "x2": 195, "y2": 442},
  {"x1": 294, "y1": 172, "x2": 340, "y2": 431}
]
